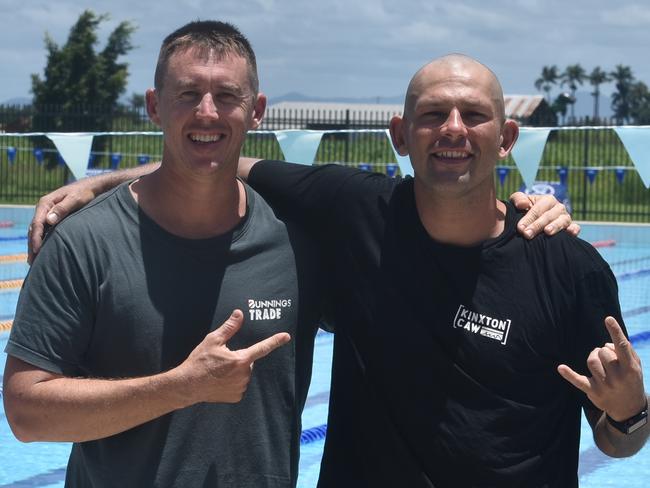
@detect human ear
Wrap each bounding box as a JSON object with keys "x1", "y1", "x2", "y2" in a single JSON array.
[
  {"x1": 250, "y1": 93, "x2": 267, "y2": 130},
  {"x1": 145, "y1": 89, "x2": 161, "y2": 127},
  {"x1": 389, "y1": 116, "x2": 409, "y2": 156},
  {"x1": 498, "y1": 119, "x2": 519, "y2": 159}
]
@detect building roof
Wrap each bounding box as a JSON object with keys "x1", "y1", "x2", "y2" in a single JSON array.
[
  {"x1": 268, "y1": 96, "x2": 545, "y2": 118},
  {"x1": 503, "y1": 95, "x2": 546, "y2": 119}
]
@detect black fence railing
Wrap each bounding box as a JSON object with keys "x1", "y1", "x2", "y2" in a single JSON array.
[{"x1": 1, "y1": 105, "x2": 648, "y2": 222}]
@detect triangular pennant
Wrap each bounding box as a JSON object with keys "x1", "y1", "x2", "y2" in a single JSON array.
[
  {"x1": 585, "y1": 168, "x2": 598, "y2": 184},
  {"x1": 384, "y1": 129, "x2": 414, "y2": 177},
  {"x1": 46, "y1": 133, "x2": 94, "y2": 180},
  {"x1": 614, "y1": 168, "x2": 625, "y2": 184},
  {"x1": 497, "y1": 166, "x2": 510, "y2": 186},
  {"x1": 557, "y1": 167, "x2": 568, "y2": 186},
  {"x1": 7, "y1": 146, "x2": 17, "y2": 164},
  {"x1": 613, "y1": 127, "x2": 650, "y2": 188},
  {"x1": 274, "y1": 130, "x2": 324, "y2": 165},
  {"x1": 510, "y1": 128, "x2": 551, "y2": 188}
]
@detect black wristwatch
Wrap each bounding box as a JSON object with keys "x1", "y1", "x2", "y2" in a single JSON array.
[{"x1": 606, "y1": 401, "x2": 649, "y2": 434}]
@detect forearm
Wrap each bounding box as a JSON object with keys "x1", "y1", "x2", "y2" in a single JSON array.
[
  {"x1": 88, "y1": 162, "x2": 160, "y2": 195},
  {"x1": 238, "y1": 157, "x2": 261, "y2": 181},
  {"x1": 592, "y1": 397, "x2": 650, "y2": 457},
  {"x1": 5, "y1": 365, "x2": 193, "y2": 443}
]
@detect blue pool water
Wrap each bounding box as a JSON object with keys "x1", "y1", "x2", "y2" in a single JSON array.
[{"x1": 1, "y1": 207, "x2": 649, "y2": 487}]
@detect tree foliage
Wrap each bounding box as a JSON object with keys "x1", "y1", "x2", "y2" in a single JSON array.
[
  {"x1": 534, "y1": 66, "x2": 560, "y2": 103},
  {"x1": 31, "y1": 10, "x2": 136, "y2": 131},
  {"x1": 610, "y1": 65, "x2": 635, "y2": 125},
  {"x1": 588, "y1": 67, "x2": 610, "y2": 120},
  {"x1": 560, "y1": 64, "x2": 587, "y2": 121}
]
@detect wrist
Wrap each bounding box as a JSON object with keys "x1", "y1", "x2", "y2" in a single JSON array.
[{"x1": 606, "y1": 399, "x2": 649, "y2": 435}]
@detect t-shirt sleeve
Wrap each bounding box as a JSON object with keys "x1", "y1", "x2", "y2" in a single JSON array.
[
  {"x1": 5, "y1": 230, "x2": 96, "y2": 376},
  {"x1": 248, "y1": 160, "x2": 356, "y2": 225},
  {"x1": 571, "y1": 247, "x2": 626, "y2": 410}
]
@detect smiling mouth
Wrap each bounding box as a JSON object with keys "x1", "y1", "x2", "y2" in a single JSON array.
[
  {"x1": 189, "y1": 133, "x2": 223, "y2": 143},
  {"x1": 434, "y1": 150, "x2": 472, "y2": 160}
]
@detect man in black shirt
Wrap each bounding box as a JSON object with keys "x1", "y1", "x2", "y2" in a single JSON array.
[{"x1": 245, "y1": 55, "x2": 649, "y2": 486}]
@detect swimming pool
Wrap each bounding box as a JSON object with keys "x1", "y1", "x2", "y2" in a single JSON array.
[{"x1": 1, "y1": 206, "x2": 649, "y2": 487}]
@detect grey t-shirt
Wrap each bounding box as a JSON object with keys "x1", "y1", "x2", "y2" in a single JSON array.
[{"x1": 6, "y1": 181, "x2": 322, "y2": 487}]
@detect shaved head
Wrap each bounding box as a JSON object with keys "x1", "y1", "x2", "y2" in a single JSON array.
[{"x1": 404, "y1": 54, "x2": 505, "y2": 122}]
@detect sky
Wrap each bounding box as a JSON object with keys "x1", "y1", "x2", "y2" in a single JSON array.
[{"x1": 1, "y1": 0, "x2": 649, "y2": 113}]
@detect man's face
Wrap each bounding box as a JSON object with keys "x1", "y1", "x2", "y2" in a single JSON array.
[
  {"x1": 394, "y1": 61, "x2": 516, "y2": 196},
  {"x1": 146, "y1": 47, "x2": 264, "y2": 177}
]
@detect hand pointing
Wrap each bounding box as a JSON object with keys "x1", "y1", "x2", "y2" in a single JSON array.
[{"x1": 177, "y1": 309, "x2": 291, "y2": 404}]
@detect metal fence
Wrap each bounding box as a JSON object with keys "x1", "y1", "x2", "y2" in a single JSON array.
[{"x1": 0, "y1": 105, "x2": 648, "y2": 222}]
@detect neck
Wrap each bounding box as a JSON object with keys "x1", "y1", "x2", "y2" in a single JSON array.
[
  {"x1": 130, "y1": 163, "x2": 246, "y2": 239},
  {"x1": 414, "y1": 178, "x2": 506, "y2": 246}
]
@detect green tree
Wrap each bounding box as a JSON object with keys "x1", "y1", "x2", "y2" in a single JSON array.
[
  {"x1": 610, "y1": 65, "x2": 635, "y2": 124},
  {"x1": 588, "y1": 67, "x2": 611, "y2": 120},
  {"x1": 551, "y1": 93, "x2": 573, "y2": 125},
  {"x1": 534, "y1": 65, "x2": 560, "y2": 103},
  {"x1": 31, "y1": 10, "x2": 135, "y2": 132},
  {"x1": 560, "y1": 64, "x2": 587, "y2": 122},
  {"x1": 629, "y1": 81, "x2": 650, "y2": 125}
]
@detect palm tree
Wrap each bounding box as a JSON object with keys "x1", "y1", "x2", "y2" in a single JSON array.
[
  {"x1": 588, "y1": 67, "x2": 611, "y2": 120},
  {"x1": 610, "y1": 65, "x2": 634, "y2": 124},
  {"x1": 534, "y1": 65, "x2": 560, "y2": 103},
  {"x1": 561, "y1": 64, "x2": 587, "y2": 122}
]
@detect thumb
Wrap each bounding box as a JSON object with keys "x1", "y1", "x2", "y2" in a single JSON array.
[{"x1": 211, "y1": 310, "x2": 245, "y2": 344}]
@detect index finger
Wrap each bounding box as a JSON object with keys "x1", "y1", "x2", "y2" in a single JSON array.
[
  {"x1": 244, "y1": 332, "x2": 291, "y2": 362},
  {"x1": 604, "y1": 316, "x2": 635, "y2": 367},
  {"x1": 28, "y1": 198, "x2": 57, "y2": 264}
]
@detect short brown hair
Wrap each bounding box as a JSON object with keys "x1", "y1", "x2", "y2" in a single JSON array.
[{"x1": 154, "y1": 20, "x2": 259, "y2": 94}]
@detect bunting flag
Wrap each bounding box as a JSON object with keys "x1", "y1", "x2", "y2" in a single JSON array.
[
  {"x1": 384, "y1": 129, "x2": 414, "y2": 177},
  {"x1": 7, "y1": 146, "x2": 16, "y2": 164},
  {"x1": 110, "y1": 153, "x2": 122, "y2": 169},
  {"x1": 613, "y1": 127, "x2": 650, "y2": 188},
  {"x1": 46, "y1": 133, "x2": 95, "y2": 181},
  {"x1": 138, "y1": 154, "x2": 151, "y2": 165},
  {"x1": 274, "y1": 130, "x2": 324, "y2": 165},
  {"x1": 615, "y1": 167, "x2": 626, "y2": 184},
  {"x1": 586, "y1": 168, "x2": 598, "y2": 184},
  {"x1": 33, "y1": 148, "x2": 44, "y2": 165},
  {"x1": 359, "y1": 163, "x2": 372, "y2": 171},
  {"x1": 557, "y1": 167, "x2": 568, "y2": 186},
  {"x1": 386, "y1": 163, "x2": 398, "y2": 177},
  {"x1": 510, "y1": 128, "x2": 551, "y2": 188},
  {"x1": 496, "y1": 166, "x2": 510, "y2": 186}
]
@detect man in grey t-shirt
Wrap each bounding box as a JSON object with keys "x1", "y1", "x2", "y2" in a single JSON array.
[{"x1": 3, "y1": 20, "x2": 322, "y2": 487}]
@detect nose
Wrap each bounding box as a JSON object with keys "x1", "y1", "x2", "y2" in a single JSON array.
[
  {"x1": 440, "y1": 108, "x2": 467, "y2": 140},
  {"x1": 195, "y1": 93, "x2": 219, "y2": 119}
]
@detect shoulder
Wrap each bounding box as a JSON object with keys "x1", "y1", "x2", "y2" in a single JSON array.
[
  {"x1": 528, "y1": 230, "x2": 611, "y2": 279},
  {"x1": 43, "y1": 182, "x2": 135, "y2": 251}
]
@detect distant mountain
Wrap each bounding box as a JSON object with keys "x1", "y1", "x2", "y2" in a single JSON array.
[
  {"x1": 269, "y1": 92, "x2": 404, "y2": 105},
  {"x1": 571, "y1": 91, "x2": 614, "y2": 118},
  {"x1": 2, "y1": 96, "x2": 31, "y2": 105}
]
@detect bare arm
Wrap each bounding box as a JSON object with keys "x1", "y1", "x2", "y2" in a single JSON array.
[
  {"x1": 558, "y1": 317, "x2": 649, "y2": 457},
  {"x1": 28, "y1": 162, "x2": 160, "y2": 263},
  {"x1": 585, "y1": 402, "x2": 649, "y2": 458},
  {"x1": 3, "y1": 310, "x2": 289, "y2": 443}
]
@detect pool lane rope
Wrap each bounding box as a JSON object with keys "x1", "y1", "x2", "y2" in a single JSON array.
[
  {"x1": 0, "y1": 253, "x2": 27, "y2": 263},
  {"x1": 0, "y1": 279, "x2": 23, "y2": 290}
]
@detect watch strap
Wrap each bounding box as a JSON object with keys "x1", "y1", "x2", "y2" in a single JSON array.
[{"x1": 606, "y1": 401, "x2": 649, "y2": 435}]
